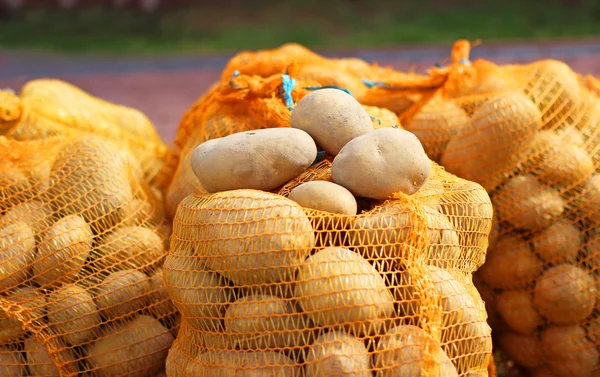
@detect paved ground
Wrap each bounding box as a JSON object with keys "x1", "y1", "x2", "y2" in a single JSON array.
[{"x1": 2, "y1": 39, "x2": 600, "y2": 144}]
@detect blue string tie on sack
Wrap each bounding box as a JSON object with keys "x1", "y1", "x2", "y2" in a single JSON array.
[
  {"x1": 370, "y1": 115, "x2": 382, "y2": 125},
  {"x1": 281, "y1": 73, "x2": 297, "y2": 111},
  {"x1": 304, "y1": 85, "x2": 353, "y2": 97},
  {"x1": 229, "y1": 70, "x2": 242, "y2": 89}
]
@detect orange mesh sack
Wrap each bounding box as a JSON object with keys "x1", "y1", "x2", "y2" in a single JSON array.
[
  {"x1": 163, "y1": 70, "x2": 401, "y2": 220},
  {"x1": 0, "y1": 135, "x2": 179, "y2": 377},
  {"x1": 363, "y1": 40, "x2": 600, "y2": 377},
  {"x1": 0, "y1": 79, "x2": 170, "y2": 185}
]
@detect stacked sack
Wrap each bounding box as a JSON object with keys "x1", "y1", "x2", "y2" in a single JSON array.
[
  {"x1": 163, "y1": 67, "x2": 401, "y2": 220},
  {"x1": 362, "y1": 40, "x2": 600, "y2": 377},
  {"x1": 0, "y1": 133, "x2": 178, "y2": 376},
  {"x1": 0, "y1": 79, "x2": 170, "y2": 185},
  {"x1": 163, "y1": 83, "x2": 495, "y2": 376}
]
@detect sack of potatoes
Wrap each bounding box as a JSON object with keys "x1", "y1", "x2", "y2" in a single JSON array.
[
  {"x1": 0, "y1": 135, "x2": 178, "y2": 377},
  {"x1": 368, "y1": 40, "x2": 600, "y2": 377},
  {"x1": 163, "y1": 87, "x2": 495, "y2": 377},
  {"x1": 163, "y1": 70, "x2": 401, "y2": 220}
]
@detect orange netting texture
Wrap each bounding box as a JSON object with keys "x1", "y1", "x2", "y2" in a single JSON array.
[
  {"x1": 0, "y1": 135, "x2": 178, "y2": 377},
  {"x1": 357, "y1": 40, "x2": 600, "y2": 377},
  {"x1": 0, "y1": 79, "x2": 171, "y2": 186}
]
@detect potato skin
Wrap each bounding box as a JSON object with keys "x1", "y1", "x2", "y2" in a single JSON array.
[
  {"x1": 174, "y1": 190, "x2": 315, "y2": 286},
  {"x1": 532, "y1": 219, "x2": 581, "y2": 264},
  {"x1": 0, "y1": 286, "x2": 46, "y2": 344},
  {"x1": 0, "y1": 346, "x2": 25, "y2": 377},
  {"x1": 188, "y1": 349, "x2": 300, "y2": 377},
  {"x1": 294, "y1": 247, "x2": 395, "y2": 336},
  {"x1": 496, "y1": 290, "x2": 541, "y2": 335},
  {"x1": 25, "y1": 336, "x2": 79, "y2": 377},
  {"x1": 290, "y1": 88, "x2": 374, "y2": 155},
  {"x1": 373, "y1": 324, "x2": 458, "y2": 377},
  {"x1": 332, "y1": 127, "x2": 431, "y2": 199},
  {"x1": 423, "y1": 206, "x2": 461, "y2": 269},
  {"x1": 191, "y1": 128, "x2": 317, "y2": 193},
  {"x1": 87, "y1": 315, "x2": 175, "y2": 377},
  {"x1": 94, "y1": 226, "x2": 164, "y2": 272},
  {"x1": 305, "y1": 330, "x2": 371, "y2": 377},
  {"x1": 0, "y1": 221, "x2": 35, "y2": 290},
  {"x1": 533, "y1": 264, "x2": 596, "y2": 325},
  {"x1": 541, "y1": 325, "x2": 599, "y2": 377},
  {"x1": 94, "y1": 269, "x2": 152, "y2": 321},
  {"x1": 288, "y1": 180, "x2": 357, "y2": 215},
  {"x1": 47, "y1": 285, "x2": 101, "y2": 346},
  {"x1": 33, "y1": 214, "x2": 93, "y2": 288},
  {"x1": 0, "y1": 200, "x2": 54, "y2": 241},
  {"x1": 0, "y1": 166, "x2": 33, "y2": 213},
  {"x1": 498, "y1": 332, "x2": 542, "y2": 369},
  {"x1": 147, "y1": 268, "x2": 178, "y2": 321}
]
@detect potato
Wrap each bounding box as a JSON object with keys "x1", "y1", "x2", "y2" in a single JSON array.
[
  {"x1": 27, "y1": 159, "x2": 53, "y2": 197},
  {"x1": 165, "y1": 342, "x2": 188, "y2": 377},
  {"x1": 87, "y1": 314, "x2": 175, "y2": 377},
  {"x1": 496, "y1": 290, "x2": 542, "y2": 335},
  {"x1": 332, "y1": 127, "x2": 431, "y2": 199},
  {"x1": 526, "y1": 131, "x2": 594, "y2": 187},
  {"x1": 423, "y1": 205, "x2": 461, "y2": 269},
  {"x1": 441, "y1": 91, "x2": 541, "y2": 191},
  {"x1": 0, "y1": 286, "x2": 46, "y2": 344},
  {"x1": 532, "y1": 219, "x2": 581, "y2": 264},
  {"x1": 191, "y1": 128, "x2": 317, "y2": 193},
  {"x1": 541, "y1": 325, "x2": 598, "y2": 377},
  {"x1": 488, "y1": 210, "x2": 499, "y2": 249},
  {"x1": 47, "y1": 285, "x2": 101, "y2": 346},
  {"x1": 0, "y1": 221, "x2": 35, "y2": 290},
  {"x1": 224, "y1": 293, "x2": 313, "y2": 351},
  {"x1": 147, "y1": 268, "x2": 178, "y2": 321},
  {"x1": 288, "y1": 180, "x2": 357, "y2": 215},
  {"x1": 45, "y1": 136, "x2": 134, "y2": 235},
  {"x1": 187, "y1": 349, "x2": 300, "y2": 377},
  {"x1": 586, "y1": 316, "x2": 600, "y2": 344},
  {"x1": 577, "y1": 174, "x2": 600, "y2": 227},
  {"x1": 124, "y1": 199, "x2": 154, "y2": 227},
  {"x1": 294, "y1": 247, "x2": 395, "y2": 336},
  {"x1": 493, "y1": 174, "x2": 564, "y2": 232},
  {"x1": 94, "y1": 269, "x2": 152, "y2": 321},
  {"x1": 0, "y1": 200, "x2": 54, "y2": 241},
  {"x1": 174, "y1": 190, "x2": 315, "y2": 286},
  {"x1": 362, "y1": 104, "x2": 401, "y2": 130},
  {"x1": 33, "y1": 215, "x2": 93, "y2": 288},
  {"x1": 0, "y1": 346, "x2": 25, "y2": 377},
  {"x1": 0, "y1": 165, "x2": 33, "y2": 213},
  {"x1": 163, "y1": 254, "x2": 233, "y2": 332},
  {"x1": 94, "y1": 226, "x2": 164, "y2": 272},
  {"x1": 25, "y1": 336, "x2": 79, "y2": 377},
  {"x1": 373, "y1": 324, "x2": 458, "y2": 377},
  {"x1": 157, "y1": 223, "x2": 172, "y2": 251},
  {"x1": 477, "y1": 233, "x2": 541, "y2": 289},
  {"x1": 427, "y1": 266, "x2": 492, "y2": 374},
  {"x1": 533, "y1": 264, "x2": 596, "y2": 325},
  {"x1": 404, "y1": 101, "x2": 471, "y2": 161},
  {"x1": 291, "y1": 88, "x2": 374, "y2": 155},
  {"x1": 305, "y1": 330, "x2": 371, "y2": 377},
  {"x1": 498, "y1": 332, "x2": 542, "y2": 369}
]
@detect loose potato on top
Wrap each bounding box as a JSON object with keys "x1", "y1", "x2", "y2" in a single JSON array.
[
  {"x1": 332, "y1": 127, "x2": 431, "y2": 199},
  {"x1": 288, "y1": 180, "x2": 357, "y2": 215},
  {"x1": 190, "y1": 128, "x2": 317, "y2": 193},
  {"x1": 291, "y1": 88, "x2": 374, "y2": 155}
]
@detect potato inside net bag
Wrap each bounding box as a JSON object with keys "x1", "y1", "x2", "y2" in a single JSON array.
[
  {"x1": 163, "y1": 68, "x2": 401, "y2": 220},
  {"x1": 0, "y1": 78, "x2": 170, "y2": 185},
  {"x1": 362, "y1": 39, "x2": 600, "y2": 377},
  {"x1": 0, "y1": 135, "x2": 178, "y2": 377},
  {"x1": 163, "y1": 153, "x2": 494, "y2": 376}
]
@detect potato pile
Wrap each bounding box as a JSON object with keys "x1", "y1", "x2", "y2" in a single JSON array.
[
  {"x1": 164, "y1": 87, "x2": 494, "y2": 376},
  {"x1": 385, "y1": 46, "x2": 600, "y2": 377},
  {"x1": 0, "y1": 135, "x2": 177, "y2": 376}
]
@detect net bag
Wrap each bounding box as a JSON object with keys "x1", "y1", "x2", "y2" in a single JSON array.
[
  {"x1": 163, "y1": 69, "x2": 401, "y2": 220},
  {"x1": 163, "y1": 151, "x2": 494, "y2": 376},
  {"x1": 364, "y1": 39, "x2": 600, "y2": 377},
  {"x1": 0, "y1": 79, "x2": 170, "y2": 186},
  {"x1": 0, "y1": 135, "x2": 178, "y2": 377}
]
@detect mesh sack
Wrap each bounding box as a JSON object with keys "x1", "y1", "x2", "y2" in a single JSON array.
[
  {"x1": 363, "y1": 39, "x2": 600, "y2": 377},
  {"x1": 0, "y1": 79, "x2": 170, "y2": 186},
  {"x1": 0, "y1": 135, "x2": 179, "y2": 377},
  {"x1": 163, "y1": 154, "x2": 495, "y2": 376},
  {"x1": 163, "y1": 69, "x2": 401, "y2": 220}
]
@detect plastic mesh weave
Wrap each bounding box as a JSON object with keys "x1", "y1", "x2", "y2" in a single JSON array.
[{"x1": 0, "y1": 135, "x2": 178, "y2": 377}]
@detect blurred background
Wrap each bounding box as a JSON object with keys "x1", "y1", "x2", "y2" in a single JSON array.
[{"x1": 1, "y1": 0, "x2": 599, "y2": 142}]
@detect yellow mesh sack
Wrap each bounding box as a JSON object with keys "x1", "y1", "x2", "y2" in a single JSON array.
[
  {"x1": 363, "y1": 39, "x2": 600, "y2": 377},
  {"x1": 163, "y1": 153, "x2": 495, "y2": 376},
  {"x1": 164, "y1": 69, "x2": 401, "y2": 220},
  {"x1": 0, "y1": 79, "x2": 170, "y2": 186},
  {"x1": 0, "y1": 135, "x2": 179, "y2": 377}
]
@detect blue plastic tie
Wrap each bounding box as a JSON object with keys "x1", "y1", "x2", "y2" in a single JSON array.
[
  {"x1": 304, "y1": 85, "x2": 353, "y2": 97},
  {"x1": 229, "y1": 70, "x2": 241, "y2": 89},
  {"x1": 370, "y1": 115, "x2": 382, "y2": 125},
  {"x1": 459, "y1": 58, "x2": 471, "y2": 65},
  {"x1": 281, "y1": 73, "x2": 297, "y2": 111},
  {"x1": 362, "y1": 78, "x2": 381, "y2": 88}
]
